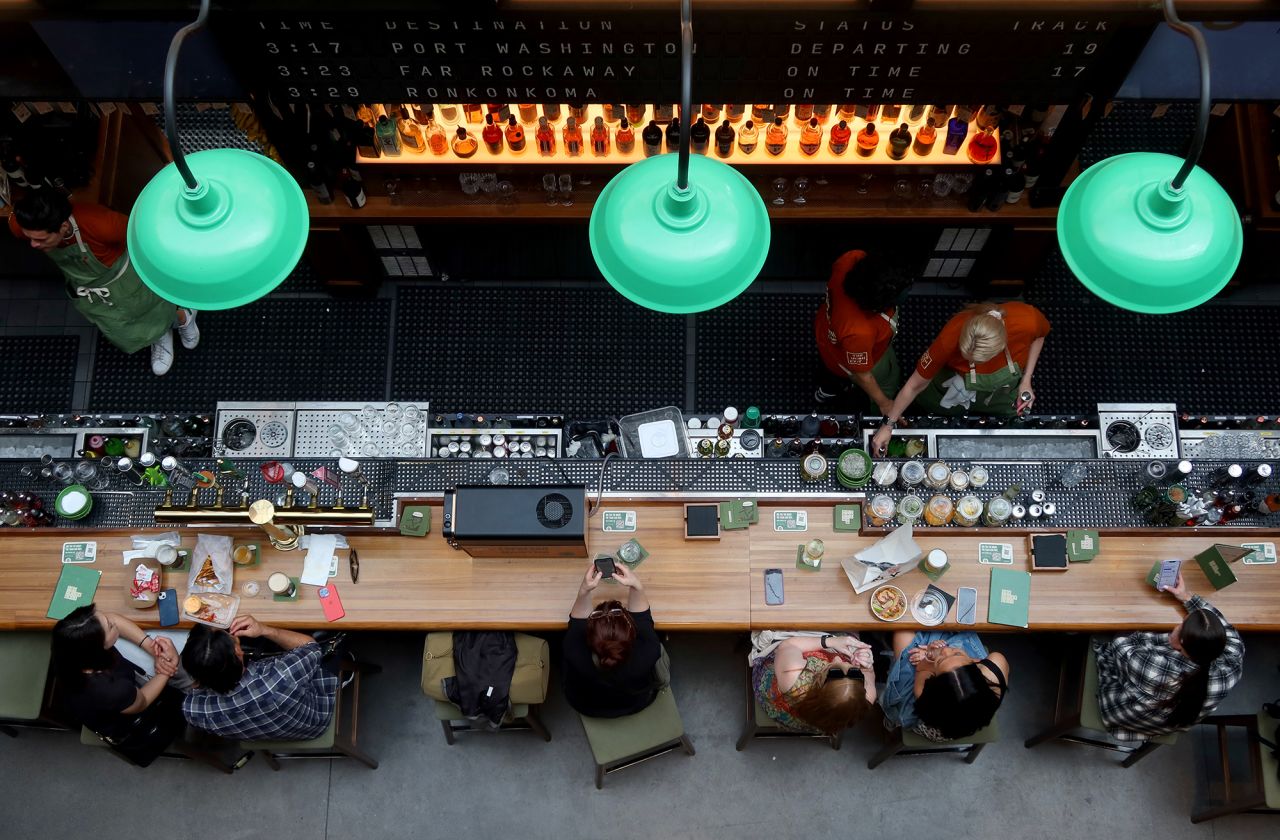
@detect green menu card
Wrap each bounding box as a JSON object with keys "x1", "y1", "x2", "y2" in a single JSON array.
[
  {"x1": 987, "y1": 568, "x2": 1031, "y2": 629},
  {"x1": 47, "y1": 565, "x2": 101, "y2": 620},
  {"x1": 1195, "y1": 545, "x2": 1247, "y2": 590}
]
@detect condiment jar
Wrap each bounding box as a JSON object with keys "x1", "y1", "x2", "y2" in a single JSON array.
[
  {"x1": 983, "y1": 496, "x2": 1012, "y2": 525},
  {"x1": 923, "y1": 494, "x2": 954, "y2": 526},
  {"x1": 896, "y1": 494, "x2": 924, "y2": 525},
  {"x1": 953, "y1": 494, "x2": 983, "y2": 527},
  {"x1": 924, "y1": 461, "x2": 950, "y2": 489},
  {"x1": 968, "y1": 465, "x2": 990, "y2": 489},
  {"x1": 872, "y1": 461, "x2": 899, "y2": 487},
  {"x1": 868, "y1": 495, "x2": 896, "y2": 526},
  {"x1": 949, "y1": 469, "x2": 970, "y2": 492},
  {"x1": 899, "y1": 460, "x2": 926, "y2": 490}
]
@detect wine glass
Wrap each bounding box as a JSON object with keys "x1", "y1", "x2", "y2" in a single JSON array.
[
  {"x1": 892, "y1": 178, "x2": 912, "y2": 206},
  {"x1": 856, "y1": 173, "x2": 873, "y2": 195},
  {"x1": 792, "y1": 176, "x2": 810, "y2": 206},
  {"x1": 770, "y1": 177, "x2": 788, "y2": 206},
  {"x1": 558, "y1": 173, "x2": 574, "y2": 206},
  {"x1": 542, "y1": 173, "x2": 558, "y2": 206},
  {"x1": 386, "y1": 178, "x2": 401, "y2": 205},
  {"x1": 917, "y1": 178, "x2": 933, "y2": 204},
  {"x1": 497, "y1": 180, "x2": 516, "y2": 204}
]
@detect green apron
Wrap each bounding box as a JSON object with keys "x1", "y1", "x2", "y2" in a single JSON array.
[
  {"x1": 47, "y1": 215, "x2": 173, "y2": 354},
  {"x1": 837, "y1": 310, "x2": 901, "y2": 400},
  {"x1": 913, "y1": 347, "x2": 1022, "y2": 417}
]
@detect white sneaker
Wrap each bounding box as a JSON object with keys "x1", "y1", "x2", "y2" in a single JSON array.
[
  {"x1": 150, "y1": 330, "x2": 175, "y2": 376},
  {"x1": 177, "y1": 308, "x2": 200, "y2": 350}
]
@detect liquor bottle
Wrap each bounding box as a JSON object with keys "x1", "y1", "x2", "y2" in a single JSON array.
[
  {"x1": 488, "y1": 103, "x2": 512, "y2": 122},
  {"x1": 984, "y1": 166, "x2": 1012, "y2": 209},
  {"x1": 943, "y1": 117, "x2": 968, "y2": 154},
  {"x1": 926, "y1": 105, "x2": 951, "y2": 128},
  {"x1": 517, "y1": 103, "x2": 538, "y2": 124},
  {"x1": 702, "y1": 103, "x2": 721, "y2": 122},
  {"x1": 356, "y1": 103, "x2": 377, "y2": 126},
  {"x1": 375, "y1": 115, "x2": 402, "y2": 156},
  {"x1": 616, "y1": 117, "x2": 635, "y2": 153},
  {"x1": 535, "y1": 116, "x2": 556, "y2": 155},
  {"x1": 913, "y1": 123, "x2": 937, "y2": 156},
  {"x1": 1256, "y1": 493, "x2": 1280, "y2": 515},
  {"x1": 856, "y1": 122, "x2": 879, "y2": 157},
  {"x1": 725, "y1": 103, "x2": 746, "y2": 122},
  {"x1": 563, "y1": 116, "x2": 583, "y2": 156},
  {"x1": 888, "y1": 123, "x2": 911, "y2": 160},
  {"x1": 737, "y1": 119, "x2": 758, "y2": 154},
  {"x1": 451, "y1": 127, "x2": 477, "y2": 158},
  {"x1": 879, "y1": 104, "x2": 902, "y2": 122},
  {"x1": 591, "y1": 116, "x2": 611, "y2": 156},
  {"x1": 799, "y1": 117, "x2": 821, "y2": 155},
  {"x1": 339, "y1": 168, "x2": 366, "y2": 209},
  {"x1": 542, "y1": 103, "x2": 562, "y2": 122},
  {"x1": 666, "y1": 117, "x2": 681, "y2": 153},
  {"x1": 1005, "y1": 170, "x2": 1027, "y2": 204},
  {"x1": 690, "y1": 117, "x2": 710, "y2": 154},
  {"x1": 1243, "y1": 464, "x2": 1272, "y2": 485},
  {"x1": 907, "y1": 104, "x2": 927, "y2": 123},
  {"x1": 836, "y1": 104, "x2": 857, "y2": 121},
  {"x1": 828, "y1": 120, "x2": 851, "y2": 155},
  {"x1": 953, "y1": 104, "x2": 979, "y2": 122},
  {"x1": 462, "y1": 103, "x2": 484, "y2": 123},
  {"x1": 603, "y1": 103, "x2": 622, "y2": 123},
  {"x1": 714, "y1": 119, "x2": 735, "y2": 158},
  {"x1": 794, "y1": 103, "x2": 815, "y2": 123},
  {"x1": 854, "y1": 103, "x2": 879, "y2": 121},
  {"x1": 305, "y1": 161, "x2": 332, "y2": 204},
  {"x1": 976, "y1": 105, "x2": 1003, "y2": 131},
  {"x1": 410, "y1": 103, "x2": 431, "y2": 124},
  {"x1": 438, "y1": 104, "x2": 459, "y2": 123},
  {"x1": 568, "y1": 103, "x2": 588, "y2": 123},
  {"x1": 751, "y1": 103, "x2": 771, "y2": 123},
  {"x1": 967, "y1": 126, "x2": 998, "y2": 164},
  {"x1": 642, "y1": 119, "x2": 662, "y2": 156},
  {"x1": 482, "y1": 114, "x2": 503, "y2": 154},
  {"x1": 425, "y1": 114, "x2": 448, "y2": 155},
  {"x1": 505, "y1": 116, "x2": 526, "y2": 152},
  {"x1": 765, "y1": 116, "x2": 788, "y2": 155},
  {"x1": 654, "y1": 103, "x2": 674, "y2": 124},
  {"x1": 773, "y1": 104, "x2": 791, "y2": 120},
  {"x1": 626, "y1": 104, "x2": 646, "y2": 125},
  {"x1": 812, "y1": 104, "x2": 832, "y2": 124},
  {"x1": 967, "y1": 168, "x2": 994, "y2": 212}
]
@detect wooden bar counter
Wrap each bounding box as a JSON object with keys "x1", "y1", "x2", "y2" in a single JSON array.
[{"x1": 1, "y1": 500, "x2": 1278, "y2": 633}]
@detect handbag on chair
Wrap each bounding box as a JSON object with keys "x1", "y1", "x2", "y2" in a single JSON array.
[{"x1": 97, "y1": 686, "x2": 187, "y2": 767}]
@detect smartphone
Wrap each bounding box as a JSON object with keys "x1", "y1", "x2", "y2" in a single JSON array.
[
  {"x1": 955, "y1": 586, "x2": 977, "y2": 625},
  {"x1": 1156, "y1": 559, "x2": 1182, "y2": 591},
  {"x1": 764, "y1": 568, "x2": 784, "y2": 606},
  {"x1": 157, "y1": 589, "x2": 179, "y2": 626},
  {"x1": 318, "y1": 585, "x2": 346, "y2": 622},
  {"x1": 594, "y1": 556, "x2": 616, "y2": 579}
]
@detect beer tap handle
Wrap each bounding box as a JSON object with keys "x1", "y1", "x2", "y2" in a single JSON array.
[
  {"x1": 285, "y1": 485, "x2": 295, "y2": 509},
  {"x1": 162, "y1": 487, "x2": 173, "y2": 508},
  {"x1": 187, "y1": 486, "x2": 199, "y2": 508},
  {"x1": 214, "y1": 486, "x2": 225, "y2": 509}
]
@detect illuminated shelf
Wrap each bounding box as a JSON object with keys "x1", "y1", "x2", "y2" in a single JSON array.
[{"x1": 356, "y1": 103, "x2": 1002, "y2": 168}]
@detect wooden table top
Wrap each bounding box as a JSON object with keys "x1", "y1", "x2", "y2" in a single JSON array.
[{"x1": 2, "y1": 500, "x2": 1277, "y2": 633}]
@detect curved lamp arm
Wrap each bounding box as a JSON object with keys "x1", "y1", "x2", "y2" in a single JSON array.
[
  {"x1": 676, "y1": 0, "x2": 692, "y2": 192},
  {"x1": 1161, "y1": 0, "x2": 1210, "y2": 192},
  {"x1": 163, "y1": 0, "x2": 211, "y2": 192}
]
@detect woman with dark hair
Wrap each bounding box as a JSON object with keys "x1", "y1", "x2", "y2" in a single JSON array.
[
  {"x1": 51, "y1": 604, "x2": 183, "y2": 739},
  {"x1": 1094, "y1": 571, "x2": 1244, "y2": 741},
  {"x1": 880, "y1": 630, "x2": 1009, "y2": 741},
  {"x1": 563, "y1": 562, "x2": 661, "y2": 718},
  {"x1": 752, "y1": 633, "x2": 875, "y2": 736}
]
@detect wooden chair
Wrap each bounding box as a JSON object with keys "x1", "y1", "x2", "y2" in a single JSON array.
[
  {"x1": 1190, "y1": 712, "x2": 1280, "y2": 823},
  {"x1": 0, "y1": 631, "x2": 70, "y2": 736},
  {"x1": 1023, "y1": 636, "x2": 1176, "y2": 767},
  {"x1": 239, "y1": 657, "x2": 380, "y2": 770},
  {"x1": 868, "y1": 714, "x2": 999, "y2": 768},
  {"x1": 421, "y1": 632, "x2": 551, "y2": 744},
  {"x1": 735, "y1": 663, "x2": 842, "y2": 751}
]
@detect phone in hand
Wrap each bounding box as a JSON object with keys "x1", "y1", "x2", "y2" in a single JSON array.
[
  {"x1": 318, "y1": 585, "x2": 346, "y2": 621},
  {"x1": 1156, "y1": 559, "x2": 1182, "y2": 591},
  {"x1": 157, "y1": 589, "x2": 179, "y2": 626},
  {"x1": 764, "y1": 568, "x2": 784, "y2": 606},
  {"x1": 956, "y1": 586, "x2": 977, "y2": 625},
  {"x1": 594, "y1": 556, "x2": 616, "y2": 579}
]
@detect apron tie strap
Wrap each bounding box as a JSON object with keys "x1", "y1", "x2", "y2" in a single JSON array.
[{"x1": 75, "y1": 286, "x2": 113, "y2": 306}]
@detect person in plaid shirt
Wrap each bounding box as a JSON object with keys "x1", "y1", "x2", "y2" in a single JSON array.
[
  {"x1": 180, "y1": 615, "x2": 337, "y2": 741},
  {"x1": 1093, "y1": 571, "x2": 1244, "y2": 742}
]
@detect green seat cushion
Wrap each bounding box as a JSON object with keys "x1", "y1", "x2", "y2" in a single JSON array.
[
  {"x1": 434, "y1": 700, "x2": 529, "y2": 723},
  {"x1": 0, "y1": 632, "x2": 52, "y2": 720},
  {"x1": 1260, "y1": 712, "x2": 1280, "y2": 809},
  {"x1": 421, "y1": 633, "x2": 550, "y2": 705},
  {"x1": 579, "y1": 686, "x2": 685, "y2": 765},
  {"x1": 239, "y1": 713, "x2": 337, "y2": 752},
  {"x1": 902, "y1": 717, "x2": 1000, "y2": 747},
  {"x1": 1082, "y1": 643, "x2": 1178, "y2": 745}
]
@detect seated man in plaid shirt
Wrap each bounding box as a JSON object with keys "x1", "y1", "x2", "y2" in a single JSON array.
[
  {"x1": 180, "y1": 615, "x2": 337, "y2": 741},
  {"x1": 1092, "y1": 570, "x2": 1245, "y2": 742}
]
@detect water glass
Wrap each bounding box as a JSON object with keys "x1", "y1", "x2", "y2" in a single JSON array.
[
  {"x1": 404, "y1": 405, "x2": 424, "y2": 426},
  {"x1": 53, "y1": 462, "x2": 76, "y2": 485},
  {"x1": 399, "y1": 422, "x2": 419, "y2": 442},
  {"x1": 361, "y1": 404, "x2": 381, "y2": 428},
  {"x1": 459, "y1": 172, "x2": 481, "y2": 196},
  {"x1": 362, "y1": 442, "x2": 380, "y2": 458},
  {"x1": 497, "y1": 180, "x2": 516, "y2": 204},
  {"x1": 338, "y1": 412, "x2": 360, "y2": 434},
  {"x1": 328, "y1": 425, "x2": 348, "y2": 449},
  {"x1": 73, "y1": 460, "x2": 100, "y2": 484},
  {"x1": 557, "y1": 174, "x2": 574, "y2": 206},
  {"x1": 856, "y1": 173, "x2": 873, "y2": 195},
  {"x1": 931, "y1": 173, "x2": 954, "y2": 197},
  {"x1": 479, "y1": 173, "x2": 498, "y2": 196},
  {"x1": 385, "y1": 403, "x2": 403, "y2": 423},
  {"x1": 792, "y1": 176, "x2": 810, "y2": 206}
]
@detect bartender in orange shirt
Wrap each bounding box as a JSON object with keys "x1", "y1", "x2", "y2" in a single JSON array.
[
  {"x1": 813, "y1": 250, "x2": 915, "y2": 415},
  {"x1": 871, "y1": 301, "x2": 1051, "y2": 454}
]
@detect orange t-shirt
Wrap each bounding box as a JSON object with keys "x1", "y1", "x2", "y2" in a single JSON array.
[
  {"x1": 8, "y1": 202, "x2": 127, "y2": 268},
  {"x1": 915, "y1": 301, "x2": 1051, "y2": 379},
  {"x1": 814, "y1": 250, "x2": 897, "y2": 376}
]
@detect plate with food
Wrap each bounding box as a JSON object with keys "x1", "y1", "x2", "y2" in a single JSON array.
[
  {"x1": 870, "y1": 584, "x2": 907, "y2": 622},
  {"x1": 910, "y1": 589, "x2": 948, "y2": 626},
  {"x1": 181, "y1": 592, "x2": 241, "y2": 628},
  {"x1": 128, "y1": 557, "x2": 163, "y2": 609}
]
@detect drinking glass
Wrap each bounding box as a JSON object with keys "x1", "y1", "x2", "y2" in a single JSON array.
[
  {"x1": 328, "y1": 425, "x2": 348, "y2": 450},
  {"x1": 792, "y1": 176, "x2": 809, "y2": 206},
  {"x1": 404, "y1": 405, "x2": 424, "y2": 426},
  {"x1": 361, "y1": 404, "x2": 381, "y2": 428},
  {"x1": 542, "y1": 173, "x2": 558, "y2": 205},
  {"x1": 53, "y1": 462, "x2": 76, "y2": 485},
  {"x1": 73, "y1": 460, "x2": 100, "y2": 484},
  {"x1": 931, "y1": 173, "x2": 954, "y2": 197},
  {"x1": 892, "y1": 178, "x2": 912, "y2": 205},
  {"x1": 338, "y1": 412, "x2": 360, "y2": 434},
  {"x1": 856, "y1": 173, "x2": 873, "y2": 195},
  {"x1": 382, "y1": 421, "x2": 398, "y2": 438},
  {"x1": 497, "y1": 180, "x2": 516, "y2": 204},
  {"x1": 385, "y1": 403, "x2": 403, "y2": 423},
  {"x1": 917, "y1": 178, "x2": 933, "y2": 204},
  {"x1": 400, "y1": 422, "x2": 419, "y2": 442},
  {"x1": 770, "y1": 177, "x2": 788, "y2": 206},
  {"x1": 459, "y1": 172, "x2": 481, "y2": 197},
  {"x1": 386, "y1": 178, "x2": 401, "y2": 205},
  {"x1": 362, "y1": 442, "x2": 380, "y2": 458},
  {"x1": 951, "y1": 173, "x2": 975, "y2": 194},
  {"x1": 557, "y1": 173, "x2": 574, "y2": 206},
  {"x1": 479, "y1": 172, "x2": 498, "y2": 196}
]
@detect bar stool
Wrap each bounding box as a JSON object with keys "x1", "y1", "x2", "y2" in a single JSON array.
[
  {"x1": 239, "y1": 657, "x2": 380, "y2": 770},
  {"x1": 1190, "y1": 711, "x2": 1280, "y2": 823},
  {"x1": 868, "y1": 715, "x2": 1000, "y2": 768},
  {"x1": 421, "y1": 632, "x2": 551, "y2": 744},
  {"x1": 1023, "y1": 636, "x2": 1177, "y2": 767},
  {"x1": 735, "y1": 664, "x2": 842, "y2": 751},
  {"x1": 577, "y1": 646, "x2": 694, "y2": 789},
  {"x1": 0, "y1": 631, "x2": 68, "y2": 736}
]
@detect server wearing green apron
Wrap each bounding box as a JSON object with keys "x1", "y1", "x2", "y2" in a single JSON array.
[
  {"x1": 871, "y1": 302, "x2": 1050, "y2": 455},
  {"x1": 9, "y1": 192, "x2": 200, "y2": 375}
]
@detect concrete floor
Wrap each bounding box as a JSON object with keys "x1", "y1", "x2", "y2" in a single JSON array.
[{"x1": 2, "y1": 630, "x2": 1277, "y2": 839}]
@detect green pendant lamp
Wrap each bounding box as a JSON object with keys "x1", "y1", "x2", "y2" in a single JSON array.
[
  {"x1": 127, "y1": 0, "x2": 308, "y2": 310},
  {"x1": 1057, "y1": 0, "x2": 1242, "y2": 314},
  {"x1": 589, "y1": 0, "x2": 770, "y2": 314}
]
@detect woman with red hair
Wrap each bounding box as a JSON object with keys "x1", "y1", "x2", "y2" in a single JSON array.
[{"x1": 563, "y1": 562, "x2": 662, "y2": 718}]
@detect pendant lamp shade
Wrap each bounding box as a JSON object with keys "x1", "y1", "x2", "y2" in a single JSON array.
[
  {"x1": 589, "y1": 154, "x2": 770, "y2": 314},
  {"x1": 127, "y1": 148, "x2": 309, "y2": 310},
  {"x1": 1057, "y1": 152, "x2": 1242, "y2": 314}
]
